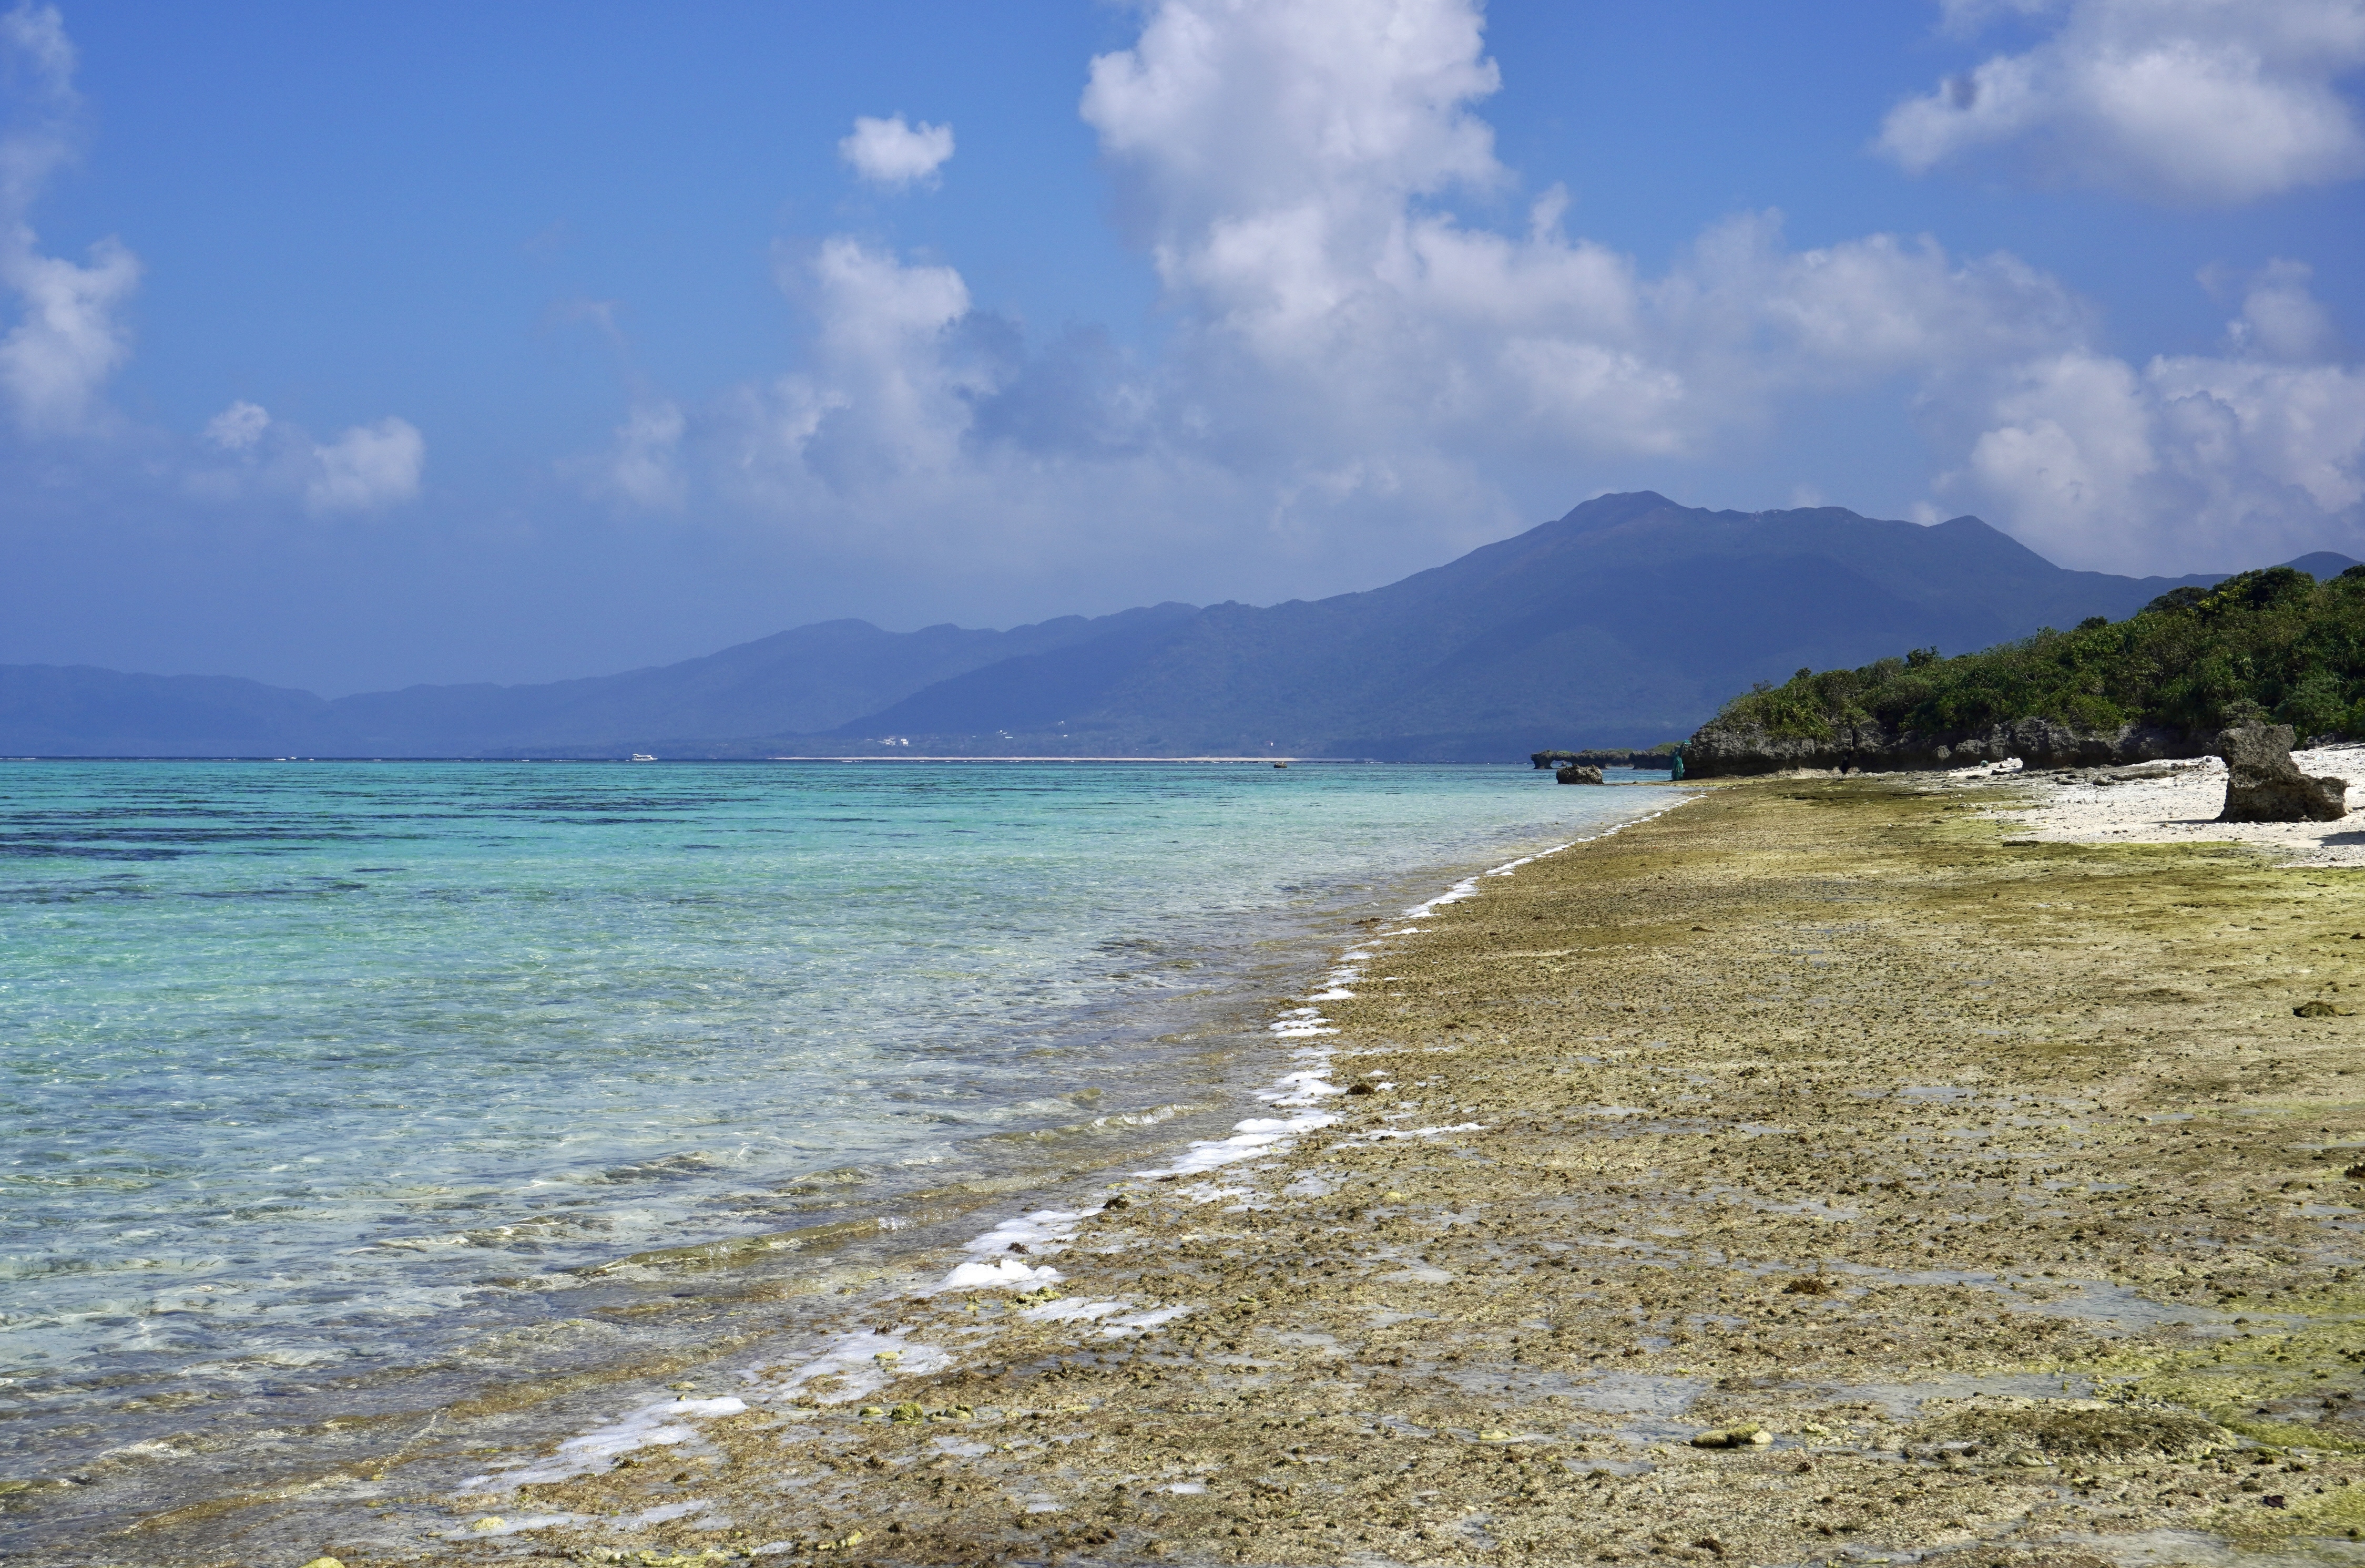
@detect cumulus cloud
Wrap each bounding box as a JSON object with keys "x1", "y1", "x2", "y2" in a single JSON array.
[
  {"x1": 574, "y1": 0, "x2": 2358, "y2": 593},
  {"x1": 2224, "y1": 258, "x2": 2342, "y2": 361},
  {"x1": 1880, "y1": 0, "x2": 2365, "y2": 204},
  {"x1": 1950, "y1": 262, "x2": 2363, "y2": 568},
  {"x1": 838, "y1": 114, "x2": 954, "y2": 187},
  {"x1": 1071, "y1": 0, "x2": 2091, "y2": 478},
  {"x1": 0, "y1": 2, "x2": 139, "y2": 434},
  {"x1": 306, "y1": 417, "x2": 425, "y2": 514}
]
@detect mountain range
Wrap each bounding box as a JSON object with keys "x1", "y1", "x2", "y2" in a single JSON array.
[{"x1": 6, "y1": 492, "x2": 2352, "y2": 761}]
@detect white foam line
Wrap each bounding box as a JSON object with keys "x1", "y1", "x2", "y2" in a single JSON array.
[
  {"x1": 939, "y1": 1256, "x2": 1064, "y2": 1291},
  {"x1": 457, "y1": 1396, "x2": 748, "y2": 1491},
  {"x1": 1137, "y1": 1111, "x2": 1341, "y2": 1177},
  {"x1": 962, "y1": 1209, "x2": 1085, "y2": 1257},
  {"x1": 1337, "y1": 1122, "x2": 1488, "y2": 1146},
  {"x1": 1393, "y1": 798, "x2": 1693, "y2": 921},
  {"x1": 753, "y1": 1330, "x2": 954, "y2": 1403},
  {"x1": 947, "y1": 798, "x2": 1697, "y2": 1311},
  {"x1": 1258, "y1": 1069, "x2": 1345, "y2": 1108}
]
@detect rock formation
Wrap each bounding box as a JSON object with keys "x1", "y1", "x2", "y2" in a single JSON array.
[
  {"x1": 1555, "y1": 764, "x2": 1606, "y2": 784},
  {"x1": 2217, "y1": 724, "x2": 2347, "y2": 822},
  {"x1": 1681, "y1": 716, "x2": 2204, "y2": 777}
]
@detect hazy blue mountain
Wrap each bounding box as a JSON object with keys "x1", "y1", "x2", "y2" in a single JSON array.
[
  {"x1": 0, "y1": 607, "x2": 1198, "y2": 757},
  {"x1": 0, "y1": 665, "x2": 331, "y2": 757},
  {"x1": 5, "y1": 493, "x2": 2352, "y2": 759},
  {"x1": 797, "y1": 493, "x2": 2310, "y2": 759}
]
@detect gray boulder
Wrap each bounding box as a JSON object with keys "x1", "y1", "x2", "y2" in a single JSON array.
[
  {"x1": 2218, "y1": 724, "x2": 2347, "y2": 822},
  {"x1": 1555, "y1": 764, "x2": 1606, "y2": 784}
]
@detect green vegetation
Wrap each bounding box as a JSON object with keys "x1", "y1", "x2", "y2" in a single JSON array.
[{"x1": 1710, "y1": 565, "x2": 2365, "y2": 743}]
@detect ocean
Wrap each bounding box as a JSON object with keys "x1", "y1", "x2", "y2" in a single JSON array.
[{"x1": 0, "y1": 758, "x2": 1665, "y2": 1536}]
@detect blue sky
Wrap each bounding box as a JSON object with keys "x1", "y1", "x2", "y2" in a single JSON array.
[{"x1": 3, "y1": 0, "x2": 2361, "y2": 693}]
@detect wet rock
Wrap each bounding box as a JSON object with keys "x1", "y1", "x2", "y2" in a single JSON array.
[
  {"x1": 2218, "y1": 724, "x2": 2347, "y2": 822},
  {"x1": 1691, "y1": 1426, "x2": 1772, "y2": 1448},
  {"x1": 1556, "y1": 764, "x2": 1606, "y2": 785}
]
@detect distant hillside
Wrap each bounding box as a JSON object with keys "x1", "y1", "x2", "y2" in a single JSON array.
[
  {"x1": 5, "y1": 493, "x2": 2348, "y2": 760},
  {"x1": 1685, "y1": 562, "x2": 2365, "y2": 776},
  {"x1": 807, "y1": 492, "x2": 2258, "y2": 760},
  {"x1": 0, "y1": 606, "x2": 1197, "y2": 758}
]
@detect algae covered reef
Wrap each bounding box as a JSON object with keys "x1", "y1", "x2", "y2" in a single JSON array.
[
  {"x1": 1689, "y1": 563, "x2": 2365, "y2": 774},
  {"x1": 67, "y1": 776, "x2": 2365, "y2": 1566}
]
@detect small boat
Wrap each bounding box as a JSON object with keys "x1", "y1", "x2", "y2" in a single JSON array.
[{"x1": 629, "y1": 753, "x2": 656, "y2": 763}]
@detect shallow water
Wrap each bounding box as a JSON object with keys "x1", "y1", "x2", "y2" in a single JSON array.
[{"x1": 0, "y1": 758, "x2": 1662, "y2": 1491}]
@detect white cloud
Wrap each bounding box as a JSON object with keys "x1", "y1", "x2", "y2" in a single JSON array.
[
  {"x1": 2225, "y1": 258, "x2": 2341, "y2": 361},
  {"x1": 838, "y1": 114, "x2": 954, "y2": 188},
  {"x1": 1880, "y1": 0, "x2": 2365, "y2": 204},
  {"x1": 1951, "y1": 261, "x2": 2364, "y2": 569},
  {"x1": 306, "y1": 417, "x2": 425, "y2": 514},
  {"x1": 574, "y1": 0, "x2": 2359, "y2": 597},
  {"x1": 0, "y1": 2, "x2": 139, "y2": 434},
  {"x1": 203, "y1": 399, "x2": 270, "y2": 450}
]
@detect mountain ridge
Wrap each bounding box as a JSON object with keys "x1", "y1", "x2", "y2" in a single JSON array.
[{"x1": 5, "y1": 493, "x2": 2348, "y2": 760}]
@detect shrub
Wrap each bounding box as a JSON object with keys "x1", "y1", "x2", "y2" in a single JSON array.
[{"x1": 1709, "y1": 566, "x2": 2365, "y2": 742}]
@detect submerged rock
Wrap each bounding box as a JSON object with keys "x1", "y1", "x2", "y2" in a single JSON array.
[{"x1": 2219, "y1": 724, "x2": 2347, "y2": 822}]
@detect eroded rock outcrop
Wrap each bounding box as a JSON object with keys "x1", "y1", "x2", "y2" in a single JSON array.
[
  {"x1": 1681, "y1": 716, "x2": 2203, "y2": 778},
  {"x1": 2218, "y1": 724, "x2": 2347, "y2": 822},
  {"x1": 1554, "y1": 764, "x2": 1606, "y2": 784}
]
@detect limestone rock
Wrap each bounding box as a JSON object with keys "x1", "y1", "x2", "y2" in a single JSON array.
[
  {"x1": 1554, "y1": 764, "x2": 1605, "y2": 784},
  {"x1": 2217, "y1": 724, "x2": 2347, "y2": 822},
  {"x1": 1681, "y1": 715, "x2": 2203, "y2": 778}
]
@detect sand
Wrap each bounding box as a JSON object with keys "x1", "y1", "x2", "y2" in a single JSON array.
[
  {"x1": 1961, "y1": 743, "x2": 2365, "y2": 868},
  {"x1": 88, "y1": 774, "x2": 2365, "y2": 1567}
]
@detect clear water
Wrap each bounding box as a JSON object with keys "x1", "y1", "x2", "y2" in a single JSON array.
[{"x1": 0, "y1": 759, "x2": 1661, "y2": 1478}]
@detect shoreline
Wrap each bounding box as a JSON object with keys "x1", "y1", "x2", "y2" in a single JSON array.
[
  {"x1": 66, "y1": 771, "x2": 2365, "y2": 1566},
  {"x1": 9, "y1": 790, "x2": 1680, "y2": 1563}
]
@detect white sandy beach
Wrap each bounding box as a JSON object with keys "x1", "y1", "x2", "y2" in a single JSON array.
[{"x1": 1934, "y1": 742, "x2": 2365, "y2": 866}]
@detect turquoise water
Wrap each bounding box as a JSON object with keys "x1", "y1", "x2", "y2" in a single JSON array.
[{"x1": 0, "y1": 760, "x2": 1661, "y2": 1485}]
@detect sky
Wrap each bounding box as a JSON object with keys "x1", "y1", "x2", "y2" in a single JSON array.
[{"x1": 1, "y1": 0, "x2": 2361, "y2": 694}]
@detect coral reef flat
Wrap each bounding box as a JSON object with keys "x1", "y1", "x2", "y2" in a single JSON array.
[{"x1": 133, "y1": 776, "x2": 2365, "y2": 1565}]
